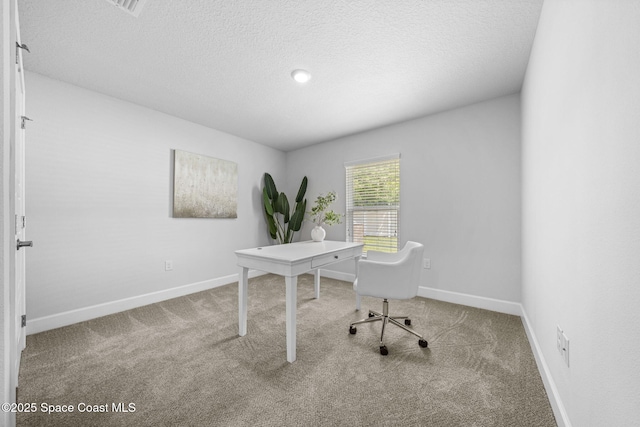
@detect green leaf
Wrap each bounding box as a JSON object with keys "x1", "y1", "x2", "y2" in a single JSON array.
[
  {"x1": 264, "y1": 173, "x2": 278, "y2": 201},
  {"x1": 263, "y1": 187, "x2": 274, "y2": 216},
  {"x1": 288, "y1": 199, "x2": 306, "y2": 232},
  {"x1": 274, "y1": 192, "x2": 283, "y2": 214},
  {"x1": 295, "y1": 176, "x2": 308, "y2": 203},
  {"x1": 267, "y1": 215, "x2": 277, "y2": 239},
  {"x1": 276, "y1": 192, "x2": 290, "y2": 218}
]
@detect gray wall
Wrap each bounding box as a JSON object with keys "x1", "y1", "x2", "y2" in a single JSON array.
[
  {"x1": 25, "y1": 72, "x2": 285, "y2": 325},
  {"x1": 521, "y1": 0, "x2": 640, "y2": 425},
  {"x1": 287, "y1": 94, "x2": 522, "y2": 303},
  {"x1": 25, "y1": 74, "x2": 523, "y2": 328}
]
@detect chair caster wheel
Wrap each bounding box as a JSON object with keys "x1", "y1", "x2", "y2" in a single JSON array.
[
  {"x1": 404, "y1": 319, "x2": 411, "y2": 326},
  {"x1": 380, "y1": 346, "x2": 388, "y2": 356},
  {"x1": 419, "y1": 339, "x2": 428, "y2": 348},
  {"x1": 349, "y1": 326, "x2": 357, "y2": 335}
]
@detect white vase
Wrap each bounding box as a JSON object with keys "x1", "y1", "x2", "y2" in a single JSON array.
[{"x1": 311, "y1": 225, "x2": 326, "y2": 242}]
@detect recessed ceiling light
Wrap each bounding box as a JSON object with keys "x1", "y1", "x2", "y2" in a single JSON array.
[
  {"x1": 103, "y1": 0, "x2": 149, "y2": 17},
  {"x1": 291, "y1": 69, "x2": 311, "y2": 84}
]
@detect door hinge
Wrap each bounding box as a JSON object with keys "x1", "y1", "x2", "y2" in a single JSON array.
[
  {"x1": 14, "y1": 215, "x2": 26, "y2": 233},
  {"x1": 21, "y1": 315, "x2": 26, "y2": 328},
  {"x1": 21, "y1": 116, "x2": 33, "y2": 129}
]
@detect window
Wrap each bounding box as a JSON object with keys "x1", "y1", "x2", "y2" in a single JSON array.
[{"x1": 345, "y1": 154, "x2": 400, "y2": 254}]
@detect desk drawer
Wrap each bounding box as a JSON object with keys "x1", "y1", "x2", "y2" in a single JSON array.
[{"x1": 311, "y1": 251, "x2": 348, "y2": 268}]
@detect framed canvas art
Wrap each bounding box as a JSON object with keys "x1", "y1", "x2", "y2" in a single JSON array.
[{"x1": 172, "y1": 150, "x2": 238, "y2": 218}]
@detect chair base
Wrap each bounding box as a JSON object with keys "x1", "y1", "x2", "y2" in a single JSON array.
[{"x1": 349, "y1": 299, "x2": 428, "y2": 355}]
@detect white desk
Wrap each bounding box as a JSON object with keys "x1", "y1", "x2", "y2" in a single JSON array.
[{"x1": 235, "y1": 240, "x2": 363, "y2": 362}]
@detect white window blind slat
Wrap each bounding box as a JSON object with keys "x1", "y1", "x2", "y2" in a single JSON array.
[{"x1": 345, "y1": 156, "x2": 400, "y2": 254}]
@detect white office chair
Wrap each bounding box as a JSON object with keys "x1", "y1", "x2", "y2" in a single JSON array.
[{"x1": 349, "y1": 241, "x2": 428, "y2": 355}]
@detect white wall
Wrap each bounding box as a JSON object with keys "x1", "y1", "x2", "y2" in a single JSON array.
[
  {"x1": 521, "y1": 1, "x2": 640, "y2": 425},
  {"x1": 287, "y1": 94, "x2": 521, "y2": 304},
  {"x1": 25, "y1": 72, "x2": 285, "y2": 329}
]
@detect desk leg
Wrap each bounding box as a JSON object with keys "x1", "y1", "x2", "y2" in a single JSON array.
[
  {"x1": 285, "y1": 275, "x2": 298, "y2": 363},
  {"x1": 239, "y1": 267, "x2": 248, "y2": 336},
  {"x1": 314, "y1": 269, "x2": 321, "y2": 299}
]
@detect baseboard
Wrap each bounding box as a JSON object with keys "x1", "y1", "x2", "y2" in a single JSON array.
[
  {"x1": 520, "y1": 309, "x2": 572, "y2": 427},
  {"x1": 26, "y1": 270, "x2": 267, "y2": 335},
  {"x1": 319, "y1": 271, "x2": 523, "y2": 316},
  {"x1": 417, "y1": 286, "x2": 522, "y2": 316}
]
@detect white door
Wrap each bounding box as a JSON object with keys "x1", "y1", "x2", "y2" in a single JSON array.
[{"x1": 13, "y1": 4, "x2": 29, "y2": 386}]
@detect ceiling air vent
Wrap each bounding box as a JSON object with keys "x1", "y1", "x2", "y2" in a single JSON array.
[{"x1": 104, "y1": 0, "x2": 149, "y2": 17}]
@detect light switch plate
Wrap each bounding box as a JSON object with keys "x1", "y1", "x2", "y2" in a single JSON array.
[{"x1": 556, "y1": 326, "x2": 563, "y2": 354}]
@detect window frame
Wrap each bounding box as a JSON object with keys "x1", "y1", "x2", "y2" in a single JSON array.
[{"x1": 345, "y1": 153, "x2": 400, "y2": 254}]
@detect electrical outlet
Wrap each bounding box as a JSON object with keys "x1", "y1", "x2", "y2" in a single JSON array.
[
  {"x1": 165, "y1": 260, "x2": 173, "y2": 271},
  {"x1": 562, "y1": 332, "x2": 570, "y2": 367},
  {"x1": 423, "y1": 258, "x2": 431, "y2": 269},
  {"x1": 557, "y1": 325, "x2": 570, "y2": 367}
]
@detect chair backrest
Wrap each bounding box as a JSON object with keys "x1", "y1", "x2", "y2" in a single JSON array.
[{"x1": 356, "y1": 241, "x2": 425, "y2": 300}]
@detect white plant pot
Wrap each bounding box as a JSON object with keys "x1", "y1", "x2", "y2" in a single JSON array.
[{"x1": 311, "y1": 225, "x2": 326, "y2": 242}]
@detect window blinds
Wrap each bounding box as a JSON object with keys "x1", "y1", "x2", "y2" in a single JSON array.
[{"x1": 345, "y1": 154, "x2": 400, "y2": 254}]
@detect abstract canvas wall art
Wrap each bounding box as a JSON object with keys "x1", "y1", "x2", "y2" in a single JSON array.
[{"x1": 173, "y1": 150, "x2": 238, "y2": 218}]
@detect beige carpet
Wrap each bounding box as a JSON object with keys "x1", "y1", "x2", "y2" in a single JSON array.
[{"x1": 17, "y1": 274, "x2": 556, "y2": 426}]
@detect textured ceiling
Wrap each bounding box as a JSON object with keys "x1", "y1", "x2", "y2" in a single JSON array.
[{"x1": 18, "y1": 0, "x2": 543, "y2": 152}]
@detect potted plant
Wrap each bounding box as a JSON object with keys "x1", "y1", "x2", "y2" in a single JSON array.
[
  {"x1": 309, "y1": 191, "x2": 342, "y2": 242},
  {"x1": 262, "y1": 173, "x2": 307, "y2": 244}
]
